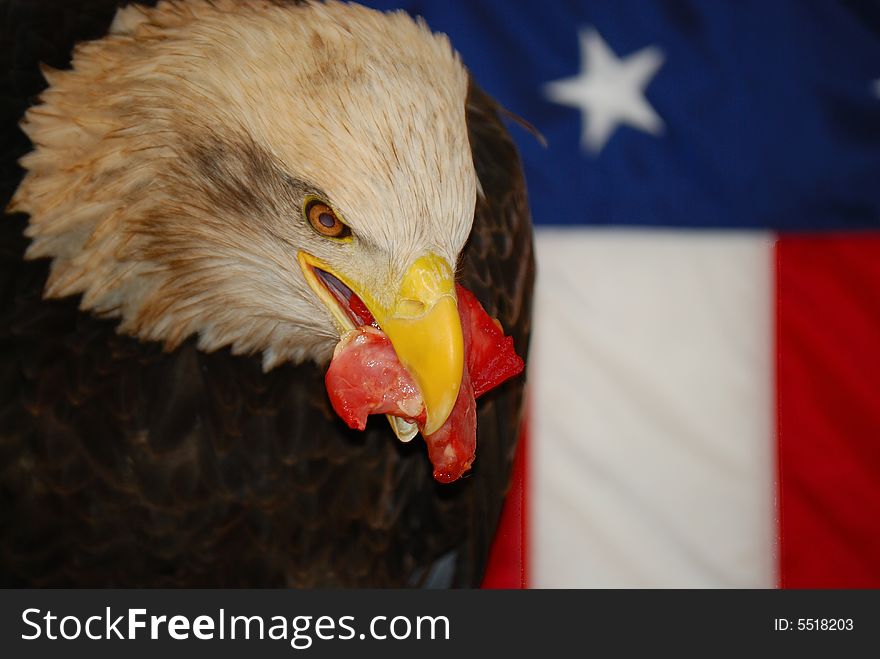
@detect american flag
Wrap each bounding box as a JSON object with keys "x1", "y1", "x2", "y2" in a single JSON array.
[{"x1": 363, "y1": 0, "x2": 880, "y2": 588}]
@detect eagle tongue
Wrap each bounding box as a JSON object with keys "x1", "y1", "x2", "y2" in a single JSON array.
[{"x1": 348, "y1": 294, "x2": 378, "y2": 328}]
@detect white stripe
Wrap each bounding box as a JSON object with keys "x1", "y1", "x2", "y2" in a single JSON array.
[{"x1": 531, "y1": 228, "x2": 776, "y2": 587}]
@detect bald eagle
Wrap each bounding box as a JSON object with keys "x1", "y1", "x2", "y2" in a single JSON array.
[{"x1": 0, "y1": 0, "x2": 533, "y2": 587}]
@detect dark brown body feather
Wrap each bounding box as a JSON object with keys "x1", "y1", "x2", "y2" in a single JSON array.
[{"x1": 0, "y1": 0, "x2": 534, "y2": 587}]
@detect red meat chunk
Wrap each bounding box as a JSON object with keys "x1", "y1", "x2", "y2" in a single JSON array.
[
  {"x1": 325, "y1": 326, "x2": 425, "y2": 431},
  {"x1": 456, "y1": 285, "x2": 525, "y2": 398},
  {"x1": 324, "y1": 285, "x2": 524, "y2": 482},
  {"x1": 423, "y1": 368, "x2": 476, "y2": 483}
]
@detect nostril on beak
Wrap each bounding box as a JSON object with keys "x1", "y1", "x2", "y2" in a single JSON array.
[{"x1": 395, "y1": 298, "x2": 427, "y2": 318}]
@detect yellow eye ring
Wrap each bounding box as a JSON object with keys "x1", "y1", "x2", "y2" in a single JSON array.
[{"x1": 305, "y1": 199, "x2": 351, "y2": 240}]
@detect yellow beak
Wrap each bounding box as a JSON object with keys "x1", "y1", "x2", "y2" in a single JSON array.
[
  {"x1": 379, "y1": 255, "x2": 463, "y2": 435},
  {"x1": 298, "y1": 252, "x2": 464, "y2": 436}
]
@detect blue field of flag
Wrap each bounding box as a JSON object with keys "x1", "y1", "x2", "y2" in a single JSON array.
[{"x1": 364, "y1": 0, "x2": 880, "y2": 231}]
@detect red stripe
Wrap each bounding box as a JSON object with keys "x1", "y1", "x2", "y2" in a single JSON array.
[
  {"x1": 777, "y1": 235, "x2": 880, "y2": 588},
  {"x1": 481, "y1": 406, "x2": 529, "y2": 589}
]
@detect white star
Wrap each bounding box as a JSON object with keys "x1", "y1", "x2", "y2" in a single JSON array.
[{"x1": 544, "y1": 28, "x2": 665, "y2": 154}]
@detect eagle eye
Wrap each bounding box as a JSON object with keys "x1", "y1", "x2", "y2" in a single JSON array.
[{"x1": 305, "y1": 200, "x2": 351, "y2": 239}]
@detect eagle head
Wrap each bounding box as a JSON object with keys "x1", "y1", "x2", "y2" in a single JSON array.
[{"x1": 10, "y1": 0, "x2": 478, "y2": 436}]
